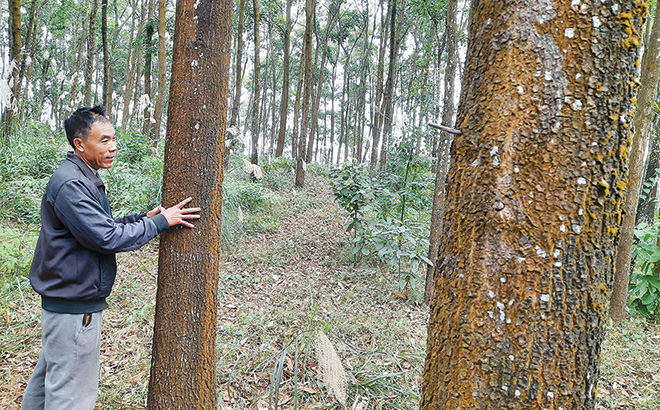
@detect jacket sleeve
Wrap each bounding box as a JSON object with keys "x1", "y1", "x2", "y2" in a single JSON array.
[{"x1": 52, "y1": 180, "x2": 168, "y2": 254}]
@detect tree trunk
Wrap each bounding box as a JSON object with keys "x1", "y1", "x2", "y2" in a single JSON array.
[
  {"x1": 250, "y1": 0, "x2": 260, "y2": 165},
  {"x1": 369, "y1": 1, "x2": 388, "y2": 165},
  {"x1": 142, "y1": 0, "x2": 155, "y2": 136},
  {"x1": 291, "y1": 69, "x2": 303, "y2": 161},
  {"x1": 151, "y1": 0, "x2": 167, "y2": 140},
  {"x1": 307, "y1": 0, "x2": 341, "y2": 164},
  {"x1": 146, "y1": 0, "x2": 232, "y2": 406},
  {"x1": 83, "y1": 0, "x2": 99, "y2": 106},
  {"x1": 229, "y1": 0, "x2": 246, "y2": 129},
  {"x1": 610, "y1": 2, "x2": 660, "y2": 322},
  {"x1": 17, "y1": 0, "x2": 44, "y2": 122},
  {"x1": 420, "y1": 1, "x2": 643, "y2": 408},
  {"x1": 378, "y1": 0, "x2": 403, "y2": 169},
  {"x1": 101, "y1": 0, "x2": 113, "y2": 118},
  {"x1": 275, "y1": 0, "x2": 291, "y2": 157},
  {"x1": 295, "y1": 0, "x2": 315, "y2": 187},
  {"x1": 635, "y1": 133, "x2": 660, "y2": 226},
  {"x1": 121, "y1": 14, "x2": 136, "y2": 129},
  {"x1": 2, "y1": 0, "x2": 22, "y2": 138},
  {"x1": 424, "y1": 0, "x2": 457, "y2": 305}
]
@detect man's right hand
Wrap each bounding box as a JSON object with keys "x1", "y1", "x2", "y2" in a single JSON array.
[{"x1": 157, "y1": 197, "x2": 201, "y2": 228}]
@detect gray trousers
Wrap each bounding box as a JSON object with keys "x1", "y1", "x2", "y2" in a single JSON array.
[{"x1": 21, "y1": 309, "x2": 103, "y2": 410}]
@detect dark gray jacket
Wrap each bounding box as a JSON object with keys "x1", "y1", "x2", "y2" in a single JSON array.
[{"x1": 29, "y1": 152, "x2": 169, "y2": 313}]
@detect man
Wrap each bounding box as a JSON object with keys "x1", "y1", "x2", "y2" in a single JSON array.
[{"x1": 21, "y1": 106, "x2": 200, "y2": 409}]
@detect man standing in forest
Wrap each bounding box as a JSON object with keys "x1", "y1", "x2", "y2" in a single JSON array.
[{"x1": 21, "y1": 105, "x2": 200, "y2": 410}]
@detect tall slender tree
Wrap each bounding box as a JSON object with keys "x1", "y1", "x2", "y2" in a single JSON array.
[
  {"x1": 146, "y1": 0, "x2": 232, "y2": 406},
  {"x1": 83, "y1": 0, "x2": 99, "y2": 106},
  {"x1": 101, "y1": 0, "x2": 113, "y2": 117},
  {"x1": 295, "y1": 0, "x2": 315, "y2": 187},
  {"x1": 250, "y1": 0, "x2": 261, "y2": 165},
  {"x1": 424, "y1": 0, "x2": 458, "y2": 304},
  {"x1": 151, "y1": 0, "x2": 167, "y2": 140},
  {"x1": 275, "y1": 0, "x2": 292, "y2": 157},
  {"x1": 307, "y1": 0, "x2": 342, "y2": 163},
  {"x1": 2, "y1": 0, "x2": 22, "y2": 137},
  {"x1": 421, "y1": 1, "x2": 644, "y2": 408},
  {"x1": 610, "y1": 2, "x2": 660, "y2": 321},
  {"x1": 230, "y1": 0, "x2": 246, "y2": 129}
]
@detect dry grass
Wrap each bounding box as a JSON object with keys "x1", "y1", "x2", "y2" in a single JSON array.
[{"x1": 2, "y1": 174, "x2": 660, "y2": 409}]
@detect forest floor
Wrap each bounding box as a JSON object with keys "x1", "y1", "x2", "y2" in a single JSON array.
[{"x1": 2, "y1": 174, "x2": 660, "y2": 409}]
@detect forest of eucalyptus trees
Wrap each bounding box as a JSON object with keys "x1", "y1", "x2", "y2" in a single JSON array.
[{"x1": 0, "y1": 0, "x2": 466, "y2": 171}]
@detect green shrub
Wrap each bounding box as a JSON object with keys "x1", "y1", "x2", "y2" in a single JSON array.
[
  {"x1": 0, "y1": 122, "x2": 69, "y2": 223},
  {"x1": 630, "y1": 221, "x2": 660, "y2": 319},
  {"x1": 0, "y1": 224, "x2": 38, "y2": 276}
]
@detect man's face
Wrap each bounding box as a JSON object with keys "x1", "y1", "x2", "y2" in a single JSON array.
[{"x1": 74, "y1": 120, "x2": 117, "y2": 170}]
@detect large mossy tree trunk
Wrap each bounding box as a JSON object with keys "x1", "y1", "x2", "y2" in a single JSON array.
[
  {"x1": 420, "y1": 1, "x2": 644, "y2": 409},
  {"x1": 146, "y1": 0, "x2": 232, "y2": 406}
]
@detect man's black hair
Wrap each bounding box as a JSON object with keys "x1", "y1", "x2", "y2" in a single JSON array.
[{"x1": 64, "y1": 106, "x2": 109, "y2": 148}]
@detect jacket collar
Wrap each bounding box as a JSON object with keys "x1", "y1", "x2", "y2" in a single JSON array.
[{"x1": 66, "y1": 151, "x2": 105, "y2": 188}]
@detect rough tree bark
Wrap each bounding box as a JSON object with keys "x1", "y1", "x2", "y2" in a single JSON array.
[
  {"x1": 420, "y1": 1, "x2": 644, "y2": 409},
  {"x1": 145, "y1": 0, "x2": 232, "y2": 406},
  {"x1": 610, "y1": 2, "x2": 660, "y2": 322}
]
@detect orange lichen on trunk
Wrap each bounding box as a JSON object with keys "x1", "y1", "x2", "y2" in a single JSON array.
[{"x1": 420, "y1": 0, "x2": 643, "y2": 409}]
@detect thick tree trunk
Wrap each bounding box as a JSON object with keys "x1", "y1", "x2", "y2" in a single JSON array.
[
  {"x1": 295, "y1": 0, "x2": 315, "y2": 187},
  {"x1": 610, "y1": 3, "x2": 660, "y2": 322},
  {"x1": 146, "y1": 0, "x2": 232, "y2": 406},
  {"x1": 83, "y1": 0, "x2": 99, "y2": 106},
  {"x1": 424, "y1": 0, "x2": 458, "y2": 304},
  {"x1": 275, "y1": 0, "x2": 291, "y2": 157},
  {"x1": 420, "y1": 1, "x2": 643, "y2": 408},
  {"x1": 250, "y1": 0, "x2": 260, "y2": 165}
]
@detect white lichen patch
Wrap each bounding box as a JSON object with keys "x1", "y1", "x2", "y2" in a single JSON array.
[
  {"x1": 572, "y1": 99, "x2": 583, "y2": 111},
  {"x1": 471, "y1": 159, "x2": 479, "y2": 168},
  {"x1": 540, "y1": 294, "x2": 550, "y2": 302},
  {"x1": 593, "y1": 16, "x2": 601, "y2": 28},
  {"x1": 564, "y1": 28, "x2": 575, "y2": 38},
  {"x1": 577, "y1": 177, "x2": 587, "y2": 185},
  {"x1": 536, "y1": 245, "x2": 547, "y2": 258}
]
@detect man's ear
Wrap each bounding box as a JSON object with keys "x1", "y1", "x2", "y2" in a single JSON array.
[{"x1": 73, "y1": 138, "x2": 84, "y2": 152}]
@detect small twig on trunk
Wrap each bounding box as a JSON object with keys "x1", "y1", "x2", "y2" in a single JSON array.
[{"x1": 428, "y1": 122, "x2": 462, "y2": 135}]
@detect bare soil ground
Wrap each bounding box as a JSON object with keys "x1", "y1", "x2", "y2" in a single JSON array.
[{"x1": 2, "y1": 174, "x2": 660, "y2": 409}]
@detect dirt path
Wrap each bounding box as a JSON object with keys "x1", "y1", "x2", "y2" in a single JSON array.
[{"x1": 1, "y1": 175, "x2": 429, "y2": 409}]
